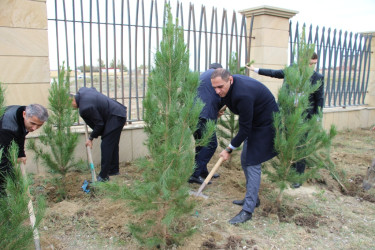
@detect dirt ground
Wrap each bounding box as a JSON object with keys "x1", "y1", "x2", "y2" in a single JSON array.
[{"x1": 31, "y1": 127, "x2": 375, "y2": 249}]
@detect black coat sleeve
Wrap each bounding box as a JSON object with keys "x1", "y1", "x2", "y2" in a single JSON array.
[
  {"x1": 80, "y1": 107, "x2": 105, "y2": 139},
  {"x1": 258, "y1": 69, "x2": 285, "y2": 79}
]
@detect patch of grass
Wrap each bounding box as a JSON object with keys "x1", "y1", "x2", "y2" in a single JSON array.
[{"x1": 313, "y1": 190, "x2": 327, "y2": 202}]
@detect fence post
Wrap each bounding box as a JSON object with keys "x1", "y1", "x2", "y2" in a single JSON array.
[
  {"x1": 239, "y1": 6, "x2": 297, "y2": 97},
  {"x1": 363, "y1": 32, "x2": 375, "y2": 108}
]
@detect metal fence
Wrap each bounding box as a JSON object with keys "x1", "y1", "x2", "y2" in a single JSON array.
[
  {"x1": 289, "y1": 22, "x2": 372, "y2": 108},
  {"x1": 47, "y1": 0, "x2": 252, "y2": 122}
]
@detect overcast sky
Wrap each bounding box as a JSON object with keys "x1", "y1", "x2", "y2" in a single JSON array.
[{"x1": 187, "y1": 0, "x2": 375, "y2": 34}]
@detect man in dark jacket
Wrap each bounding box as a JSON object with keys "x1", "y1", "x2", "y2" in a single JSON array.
[
  {"x1": 71, "y1": 87, "x2": 127, "y2": 182},
  {"x1": 248, "y1": 52, "x2": 324, "y2": 186},
  {"x1": 188, "y1": 63, "x2": 223, "y2": 184},
  {"x1": 0, "y1": 104, "x2": 48, "y2": 194},
  {"x1": 211, "y1": 68, "x2": 279, "y2": 224}
]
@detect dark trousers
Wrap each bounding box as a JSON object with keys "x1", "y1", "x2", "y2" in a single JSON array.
[
  {"x1": 293, "y1": 159, "x2": 306, "y2": 174},
  {"x1": 192, "y1": 118, "x2": 217, "y2": 178},
  {"x1": 99, "y1": 124, "x2": 124, "y2": 178}
]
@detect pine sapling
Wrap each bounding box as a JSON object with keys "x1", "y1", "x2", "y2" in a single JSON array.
[
  {"x1": 99, "y1": 4, "x2": 215, "y2": 248},
  {"x1": 27, "y1": 63, "x2": 83, "y2": 200},
  {"x1": 265, "y1": 29, "x2": 336, "y2": 208},
  {"x1": 0, "y1": 141, "x2": 45, "y2": 249}
]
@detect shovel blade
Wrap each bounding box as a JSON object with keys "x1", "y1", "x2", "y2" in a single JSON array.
[{"x1": 188, "y1": 190, "x2": 208, "y2": 199}]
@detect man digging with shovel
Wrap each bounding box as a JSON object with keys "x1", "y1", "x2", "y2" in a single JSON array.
[
  {"x1": 211, "y1": 69, "x2": 279, "y2": 225},
  {"x1": 71, "y1": 87, "x2": 127, "y2": 182}
]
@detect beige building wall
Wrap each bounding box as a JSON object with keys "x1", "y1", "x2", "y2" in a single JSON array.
[
  {"x1": 0, "y1": 0, "x2": 50, "y2": 106},
  {"x1": 240, "y1": 6, "x2": 375, "y2": 131}
]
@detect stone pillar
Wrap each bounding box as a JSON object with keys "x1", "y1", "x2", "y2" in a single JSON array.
[
  {"x1": 0, "y1": 0, "x2": 49, "y2": 107},
  {"x1": 239, "y1": 6, "x2": 298, "y2": 96},
  {"x1": 363, "y1": 32, "x2": 375, "y2": 107}
]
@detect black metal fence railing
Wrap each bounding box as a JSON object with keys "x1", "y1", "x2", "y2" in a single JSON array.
[
  {"x1": 289, "y1": 21, "x2": 372, "y2": 108},
  {"x1": 47, "y1": 0, "x2": 252, "y2": 122}
]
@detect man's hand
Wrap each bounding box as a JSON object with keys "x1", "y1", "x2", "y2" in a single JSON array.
[
  {"x1": 85, "y1": 139, "x2": 93, "y2": 149},
  {"x1": 245, "y1": 64, "x2": 255, "y2": 71},
  {"x1": 17, "y1": 157, "x2": 27, "y2": 165},
  {"x1": 217, "y1": 106, "x2": 227, "y2": 118},
  {"x1": 219, "y1": 149, "x2": 231, "y2": 161}
]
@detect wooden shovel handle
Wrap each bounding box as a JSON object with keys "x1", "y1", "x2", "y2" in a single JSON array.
[
  {"x1": 19, "y1": 164, "x2": 41, "y2": 250},
  {"x1": 84, "y1": 124, "x2": 97, "y2": 182},
  {"x1": 196, "y1": 157, "x2": 224, "y2": 196}
]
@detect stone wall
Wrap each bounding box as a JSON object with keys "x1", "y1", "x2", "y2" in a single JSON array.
[{"x1": 0, "y1": 0, "x2": 50, "y2": 106}]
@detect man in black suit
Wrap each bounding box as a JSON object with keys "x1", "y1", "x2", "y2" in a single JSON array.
[
  {"x1": 211, "y1": 69, "x2": 279, "y2": 224},
  {"x1": 248, "y1": 52, "x2": 324, "y2": 187},
  {"x1": 0, "y1": 104, "x2": 48, "y2": 195},
  {"x1": 71, "y1": 87, "x2": 127, "y2": 182}
]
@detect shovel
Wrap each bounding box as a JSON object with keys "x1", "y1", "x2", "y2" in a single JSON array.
[
  {"x1": 19, "y1": 163, "x2": 41, "y2": 250},
  {"x1": 84, "y1": 124, "x2": 97, "y2": 183},
  {"x1": 190, "y1": 157, "x2": 224, "y2": 199}
]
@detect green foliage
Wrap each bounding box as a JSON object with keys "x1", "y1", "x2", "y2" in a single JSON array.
[
  {"x1": 77, "y1": 64, "x2": 91, "y2": 72},
  {"x1": 110, "y1": 59, "x2": 128, "y2": 72},
  {"x1": 100, "y1": 4, "x2": 213, "y2": 248},
  {"x1": 264, "y1": 29, "x2": 336, "y2": 206},
  {"x1": 0, "y1": 81, "x2": 5, "y2": 118},
  {"x1": 27, "y1": 63, "x2": 83, "y2": 200},
  {"x1": 0, "y1": 141, "x2": 45, "y2": 249}
]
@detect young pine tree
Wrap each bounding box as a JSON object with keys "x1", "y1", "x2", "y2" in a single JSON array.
[
  {"x1": 0, "y1": 141, "x2": 45, "y2": 249},
  {"x1": 265, "y1": 31, "x2": 336, "y2": 208},
  {"x1": 101, "y1": 4, "x2": 215, "y2": 248},
  {"x1": 27, "y1": 63, "x2": 82, "y2": 200}
]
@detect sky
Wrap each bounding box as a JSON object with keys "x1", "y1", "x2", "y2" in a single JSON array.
[{"x1": 186, "y1": 0, "x2": 375, "y2": 34}]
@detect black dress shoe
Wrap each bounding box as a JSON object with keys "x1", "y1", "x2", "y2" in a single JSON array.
[
  {"x1": 97, "y1": 175, "x2": 109, "y2": 182},
  {"x1": 201, "y1": 173, "x2": 220, "y2": 179},
  {"x1": 292, "y1": 183, "x2": 301, "y2": 189},
  {"x1": 108, "y1": 171, "x2": 120, "y2": 176},
  {"x1": 229, "y1": 210, "x2": 252, "y2": 224},
  {"x1": 188, "y1": 176, "x2": 211, "y2": 185},
  {"x1": 232, "y1": 198, "x2": 260, "y2": 207}
]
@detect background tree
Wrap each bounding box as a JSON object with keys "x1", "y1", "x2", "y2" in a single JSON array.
[
  {"x1": 27, "y1": 63, "x2": 84, "y2": 200},
  {"x1": 97, "y1": 59, "x2": 105, "y2": 68},
  {"x1": 119, "y1": 61, "x2": 128, "y2": 72},
  {"x1": 77, "y1": 64, "x2": 90, "y2": 72},
  {"x1": 137, "y1": 64, "x2": 147, "y2": 74},
  {"x1": 265, "y1": 30, "x2": 336, "y2": 208},
  {"x1": 101, "y1": 4, "x2": 215, "y2": 248},
  {"x1": 110, "y1": 59, "x2": 128, "y2": 72}
]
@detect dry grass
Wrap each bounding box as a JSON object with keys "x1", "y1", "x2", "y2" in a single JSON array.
[{"x1": 34, "y1": 127, "x2": 375, "y2": 249}]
